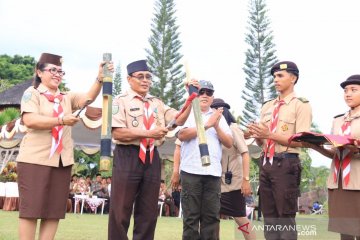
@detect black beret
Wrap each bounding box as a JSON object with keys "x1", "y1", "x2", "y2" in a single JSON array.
[
  {"x1": 211, "y1": 98, "x2": 230, "y2": 109},
  {"x1": 199, "y1": 80, "x2": 214, "y2": 91},
  {"x1": 340, "y1": 75, "x2": 360, "y2": 88},
  {"x1": 38, "y1": 53, "x2": 62, "y2": 66},
  {"x1": 127, "y1": 60, "x2": 150, "y2": 75},
  {"x1": 270, "y1": 61, "x2": 299, "y2": 78}
]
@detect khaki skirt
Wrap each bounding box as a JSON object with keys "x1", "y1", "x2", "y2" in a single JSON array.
[
  {"x1": 17, "y1": 161, "x2": 72, "y2": 219},
  {"x1": 328, "y1": 176, "x2": 360, "y2": 236}
]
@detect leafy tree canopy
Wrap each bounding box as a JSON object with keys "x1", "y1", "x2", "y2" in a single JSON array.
[{"x1": 0, "y1": 54, "x2": 35, "y2": 89}]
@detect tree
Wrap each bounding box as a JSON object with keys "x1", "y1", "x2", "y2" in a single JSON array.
[
  {"x1": 146, "y1": 0, "x2": 185, "y2": 109},
  {"x1": 299, "y1": 149, "x2": 312, "y2": 192},
  {"x1": 73, "y1": 149, "x2": 112, "y2": 178},
  {"x1": 112, "y1": 63, "x2": 122, "y2": 96},
  {"x1": 0, "y1": 54, "x2": 35, "y2": 90},
  {"x1": 0, "y1": 54, "x2": 70, "y2": 92},
  {"x1": 240, "y1": 0, "x2": 278, "y2": 127}
]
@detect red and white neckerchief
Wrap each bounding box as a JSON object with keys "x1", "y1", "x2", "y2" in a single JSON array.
[
  {"x1": 334, "y1": 116, "x2": 351, "y2": 186},
  {"x1": 42, "y1": 92, "x2": 64, "y2": 159},
  {"x1": 138, "y1": 97, "x2": 156, "y2": 164},
  {"x1": 263, "y1": 99, "x2": 286, "y2": 165}
]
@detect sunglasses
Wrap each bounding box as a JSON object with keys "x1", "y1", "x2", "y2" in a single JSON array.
[{"x1": 199, "y1": 89, "x2": 214, "y2": 97}]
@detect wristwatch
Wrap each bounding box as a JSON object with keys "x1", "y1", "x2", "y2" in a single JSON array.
[{"x1": 243, "y1": 176, "x2": 250, "y2": 181}]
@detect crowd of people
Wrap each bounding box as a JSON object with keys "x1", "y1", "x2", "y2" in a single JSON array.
[
  {"x1": 15, "y1": 52, "x2": 360, "y2": 240},
  {"x1": 69, "y1": 173, "x2": 111, "y2": 213}
]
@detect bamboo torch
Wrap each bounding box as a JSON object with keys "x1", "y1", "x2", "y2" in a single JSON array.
[
  {"x1": 185, "y1": 63, "x2": 210, "y2": 166},
  {"x1": 99, "y1": 53, "x2": 113, "y2": 171}
]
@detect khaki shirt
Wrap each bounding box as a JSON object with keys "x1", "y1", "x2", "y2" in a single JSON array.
[
  {"x1": 221, "y1": 123, "x2": 249, "y2": 193},
  {"x1": 327, "y1": 112, "x2": 360, "y2": 190},
  {"x1": 112, "y1": 88, "x2": 177, "y2": 146},
  {"x1": 16, "y1": 84, "x2": 84, "y2": 167},
  {"x1": 259, "y1": 92, "x2": 312, "y2": 154}
]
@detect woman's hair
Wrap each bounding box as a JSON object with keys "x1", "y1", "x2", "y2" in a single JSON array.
[
  {"x1": 212, "y1": 104, "x2": 236, "y2": 126},
  {"x1": 220, "y1": 107, "x2": 236, "y2": 126},
  {"x1": 33, "y1": 62, "x2": 47, "y2": 89}
]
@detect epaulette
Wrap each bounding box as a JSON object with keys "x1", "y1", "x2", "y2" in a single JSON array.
[
  {"x1": 262, "y1": 98, "x2": 274, "y2": 106},
  {"x1": 334, "y1": 113, "x2": 345, "y2": 119},
  {"x1": 297, "y1": 97, "x2": 309, "y2": 103},
  {"x1": 116, "y1": 92, "x2": 128, "y2": 98},
  {"x1": 152, "y1": 96, "x2": 162, "y2": 101}
]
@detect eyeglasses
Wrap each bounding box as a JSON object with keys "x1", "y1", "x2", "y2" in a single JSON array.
[
  {"x1": 198, "y1": 89, "x2": 214, "y2": 97},
  {"x1": 43, "y1": 67, "x2": 65, "y2": 77},
  {"x1": 130, "y1": 74, "x2": 153, "y2": 81}
]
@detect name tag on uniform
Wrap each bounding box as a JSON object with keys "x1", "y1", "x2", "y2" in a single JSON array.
[{"x1": 130, "y1": 107, "x2": 140, "y2": 111}]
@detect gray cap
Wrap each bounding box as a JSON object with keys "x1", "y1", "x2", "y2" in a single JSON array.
[{"x1": 199, "y1": 80, "x2": 214, "y2": 91}]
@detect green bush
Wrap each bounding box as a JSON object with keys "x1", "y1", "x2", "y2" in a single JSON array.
[{"x1": 0, "y1": 108, "x2": 20, "y2": 125}]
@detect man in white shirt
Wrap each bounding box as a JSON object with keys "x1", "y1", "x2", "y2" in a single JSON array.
[{"x1": 178, "y1": 80, "x2": 233, "y2": 239}]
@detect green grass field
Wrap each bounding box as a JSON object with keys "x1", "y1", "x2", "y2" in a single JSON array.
[{"x1": 0, "y1": 210, "x2": 339, "y2": 240}]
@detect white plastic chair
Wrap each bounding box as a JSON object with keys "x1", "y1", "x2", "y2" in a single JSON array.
[
  {"x1": 177, "y1": 201, "x2": 182, "y2": 218},
  {"x1": 74, "y1": 194, "x2": 87, "y2": 214},
  {"x1": 311, "y1": 204, "x2": 324, "y2": 215},
  {"x1": 158, "y1": 201, "x2": 164, "y2": 217},
  {"x1": 246, "y1": 206, "x2": 254, "y2": 221}
]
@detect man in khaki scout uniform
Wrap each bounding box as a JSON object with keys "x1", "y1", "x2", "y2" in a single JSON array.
[
  {"x1": 248, "y1": 61, "x2": 312, "y2": 240},
  {"x1": 109, "y1": 60, "x2": 193, "y2": 240}
]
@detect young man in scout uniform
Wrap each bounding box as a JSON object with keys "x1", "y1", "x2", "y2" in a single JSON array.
[
  {"x1": 248, "y1": 61, "x2": 312, "y2": 240},
  {"x1": 109, "y1": 60, "x2": 194, "y2": 240}
]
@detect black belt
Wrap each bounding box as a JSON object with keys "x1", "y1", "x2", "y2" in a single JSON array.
[
  {"x1": 274, "y1": 153, "x2": 298, "y2": 159},
  {"x1": 263, "y1": 152, "x2": 299, "y2": 160},
  {"x1": 116, "y1": 144, "x2": 157, "y2": 151}
]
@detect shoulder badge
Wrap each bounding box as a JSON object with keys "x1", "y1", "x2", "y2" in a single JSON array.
[
  {"x1": 21, "y1": 91, "x2": 32, "y2": 103},
  {"x1": 262, "y1": 98, "x2": 274, "y2": 106},
  {"x1": 112, "y1": 105, "x2": 119, "y2": 115},
  {"x1": 152, "y1": 96, "x2": 163, "y2": 102},
  {"x1": 297, "y1": 97, "x2": 309, "y2": 103},
  {"x1": 334, "y1": 113, "x2": 345, "y2": 118},
  {"x1": 116, "y1": 92, "x2": 128, "y2": 98}
]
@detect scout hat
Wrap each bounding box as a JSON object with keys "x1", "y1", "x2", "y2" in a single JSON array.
[
  {"x1": 38, "y1": 53, "x2": 63, "y2": 66},
  {"x1": 211, "y1": 98, "x2": 230, "y2": 109},
  {"x1": 340, "y1": 74, "x2": 360, "y2": 88},
  {"x1": 127, "y1": 60, "x2": 151, "y2": 75},
  {"x1": 199, "y1": 80, "x2": 214, "y2": 91},
  {"x1": 210, "y1": 98, "x2": 236, "y2": 125},
  {"x1": 270, "y1": 61, "x2": 299, "y2": 78}
]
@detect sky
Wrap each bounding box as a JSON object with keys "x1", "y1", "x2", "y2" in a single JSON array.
[{"x1": 1, "y1": 0, "x2": 360, "y2": 167}]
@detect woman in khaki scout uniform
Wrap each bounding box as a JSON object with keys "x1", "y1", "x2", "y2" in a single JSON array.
[
  {"x1": 303, "y1": 75, "x2": 360, "y2": 240},
  {"x1": 211, "y1": 98, "x2": 256, "y2": 240},
  {"x1": 16, "y1": 53, "x2": 113, "y2": 240},
  {"x1": 248, "y1": 61, "x2": 312, "y2": 240},
  {"x1": 109, "y1": 60, "x2": 194, "y2": 240}
]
